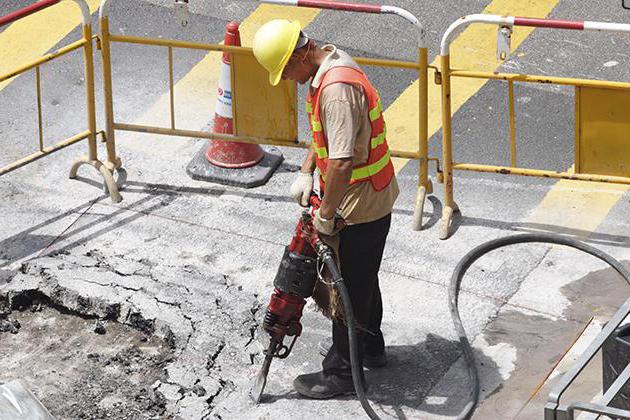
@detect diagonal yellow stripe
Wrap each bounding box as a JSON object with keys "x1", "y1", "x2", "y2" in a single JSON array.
[
  {"x1": 0, "y1": 0, "x2": 101, "y2": 92},
  {"x1": 385, "y1": 0, "x2": 561, "y2": 173},
  {"x1": 526, "y1": 172, "x2": 629, "y2": 232}
]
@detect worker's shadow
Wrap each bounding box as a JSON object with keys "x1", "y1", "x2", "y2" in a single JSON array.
[
  {"x1": 361, "y1": 333, "x2": 502, "y2": 419},
  {"x1": 262, "y1": 333, "x2": 502, "y2": 419}
]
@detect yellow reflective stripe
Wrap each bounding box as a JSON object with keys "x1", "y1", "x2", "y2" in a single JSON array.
[
  {"x1": 314, "y1": 145, "x2": 328, "y2": 159},
  {"x1": 305, "y1": 102, "x2": 313, "y2": 114},
  {"x1": 369, "y1": 98, "x2": 383, "y2": 122},
  {"x1": 351, "y1": 150, "x2": 391, "y2": 181},
  {"x1": 370, "y1": 132, "x2": 385, "y2": 149},
  {"x1": 312, "y1": 120, "x2": 322, "y2": 132}
]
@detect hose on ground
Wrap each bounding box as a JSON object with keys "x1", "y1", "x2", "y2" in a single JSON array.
[
  {"x1": 319, "y1": 247, "x2": 380, "y2": 420},
  {"x1": 449, "y1": 233, "x2": 630, "y2": 420}
]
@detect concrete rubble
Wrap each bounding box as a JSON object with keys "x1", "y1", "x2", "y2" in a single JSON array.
[{"x1": 0, "y1": 245, "x2": 265, "y2": 419}]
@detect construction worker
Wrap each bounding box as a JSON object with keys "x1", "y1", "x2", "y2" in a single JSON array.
[{"x1": 253, "y1": 20, "x2": 399, "y2": 399}]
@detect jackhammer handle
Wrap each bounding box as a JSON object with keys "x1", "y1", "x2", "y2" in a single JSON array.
[{"x1": 308, "y1": 194, "x2": 321, "y2": 209}]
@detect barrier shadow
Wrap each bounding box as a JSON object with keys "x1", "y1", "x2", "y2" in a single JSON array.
[
  {"x1": 456, "y1": 214, "x2": 630, "y2": 248},
  {"x1": 0, "y1": 190, "x2": 178, "y2": 269},
  {"x1": 72, "y1": 174, "x2": 434, "y2": 220}
]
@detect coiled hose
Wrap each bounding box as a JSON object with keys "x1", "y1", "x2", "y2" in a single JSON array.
[{"x1": 449, "y1": 233, "x2": 630, "y2": 420}]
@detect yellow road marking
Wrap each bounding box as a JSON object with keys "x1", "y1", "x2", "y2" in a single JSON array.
[
  {"x1": 126, "y1": 4, "x2": 320, "y2": 137},
  {"x1": 527, "y1": 177, "x2": 629, "y2": 232},
  {"x1": 0, "y1": 0, "x2": 101, "y2": 91},
  {"x1": 386, "y1": 0, "x2": 561, "y2": 173}
]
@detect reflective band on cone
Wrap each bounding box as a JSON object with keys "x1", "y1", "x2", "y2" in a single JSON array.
[{"x1": 205, "y1": 21, "x2": 264, "y2": 168}]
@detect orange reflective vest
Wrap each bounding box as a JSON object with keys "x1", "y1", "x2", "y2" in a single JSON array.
[{"x1": 306, "y1": 66, "x2": 394, "y2": 194}]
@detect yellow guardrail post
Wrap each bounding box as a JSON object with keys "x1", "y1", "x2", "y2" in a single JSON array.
[
  {"x1": 69, "y1": 11, "x2": 121, "y2": 203},
  {"x1": 98, "y1": 1, "x2": 122, "y2": 174},
  {"x1": 508, "y1": 80, "x2": 517, "y2": 167},
  {"x1": 412, "y1": 42, "x2": 432, "y2": 231},
  {"x1": 438, "y1": 53, "x2": 458, "y2": 240}
]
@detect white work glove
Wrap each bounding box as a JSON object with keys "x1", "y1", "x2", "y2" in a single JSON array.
[
  {"x1": 313, "y1": 209, "x2": 345, "y2": 236},
  {"x1": 290, "y1": 172, "x2": 313, "y2": 207}
]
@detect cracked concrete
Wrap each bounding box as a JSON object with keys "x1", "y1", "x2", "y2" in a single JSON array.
[
  {"x1": 0, "y1": 245, "x2": 264, "y2": 419},
  {"x1": 2, "y1": 178, "x2": 629, "y2": 419}
]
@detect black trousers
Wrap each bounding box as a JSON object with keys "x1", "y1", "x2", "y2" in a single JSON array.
[{"x1": 322, "y1": 213, "x2": 391, "y2": 379}]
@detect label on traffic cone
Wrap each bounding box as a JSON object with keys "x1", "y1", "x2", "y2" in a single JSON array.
[
  {"x1": 205, "y1": 22, "x2": 264, "y2": 169},
  {"x1": 214, "y1": 61, "x2": 233, "y2": 124}
]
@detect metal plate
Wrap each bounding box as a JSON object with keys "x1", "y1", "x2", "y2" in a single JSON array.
[
  {"x1": 0, "y1": 380, "x2": 56, "y2": 420},
  {"x1": 231, "y1": 51, "x2": 298, "y2": 142},
  {"x1": 576, "y1": 86, "x2": 630, "y2": 177}
]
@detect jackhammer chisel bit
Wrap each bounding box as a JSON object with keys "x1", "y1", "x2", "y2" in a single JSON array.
[{"x1": 250, "y1": 339, "x2": 279, "y2": 404}]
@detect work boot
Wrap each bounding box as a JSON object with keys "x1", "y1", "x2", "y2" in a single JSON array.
[
  {"x1": 318, "y1": 338, "x2": 388, "y2": 369},
  {"x1": 293, "y1": 371, "x2": 356, "y2": 399}
]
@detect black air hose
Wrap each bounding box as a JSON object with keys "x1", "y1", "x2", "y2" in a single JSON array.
[
  {"x1": 449, "y1": 233, "x2": 630, "y2": 420},
  {"x1": 318, "y1": 246, "x2": 380, "y2": 420}
]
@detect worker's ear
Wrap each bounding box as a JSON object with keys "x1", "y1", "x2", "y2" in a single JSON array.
[
  {"x1": 300, "y1": 45, "x2": 311, "y2": 63},
  {"x1": 296, "y1": 41, "x2": 312, "y2": 64}
]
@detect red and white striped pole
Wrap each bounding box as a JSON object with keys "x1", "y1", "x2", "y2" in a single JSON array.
[
  {"x1": 0, "y1": 0, "x2": 60, "y2": 27},
  {"x1": 259, "y1": 0, "x2": 426, "y2": 47},
  {"x1": 441, "y1": 14, "x2": 630, "y2": 55},
  {"x1": 0, "y1": 0, "x2": 90, "y2": 28},
  {"x1": 515, "y1": 16, "x2": 630, "y2": 32}
]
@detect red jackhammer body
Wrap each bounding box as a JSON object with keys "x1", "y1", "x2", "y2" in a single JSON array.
[
  {"x1": 249, "y1": 197, "x2": 379, "y2": 419},
  {"x1": 250, "y1": 196, "x2": 322, "y2": 403}
]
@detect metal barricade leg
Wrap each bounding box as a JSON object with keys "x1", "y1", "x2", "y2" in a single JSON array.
[
  {"x1": 69, "y1": 19, "x2": 122, "y2": 203},
  {"x1": 439, "y1": 54, "x2": 458, "y2": 240},
  {"x1": 412, "y1": 46, "x2": 432, "y2": 231},
  {"x1": 99, "y1": 15, "x2": 122, "y2": 173}
]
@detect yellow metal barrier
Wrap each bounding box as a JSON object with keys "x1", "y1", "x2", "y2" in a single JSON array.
[
  {"x1": 98, "y1": 0, "x2": 435, "y2": 230},
  {"x1": 0, "y1": 0, "x2": 121, "y2": 203},
  {"x1": 438, "y1": 14, "x2": 630, "y2": 240}
]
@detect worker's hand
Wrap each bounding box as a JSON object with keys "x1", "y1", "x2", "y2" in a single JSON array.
[
  {"x1": 313, "y1": 209, "x2": 345, "y2": 236},
  {"x1": 290, "y1": 172, "x2": 313, "y2": 207}
]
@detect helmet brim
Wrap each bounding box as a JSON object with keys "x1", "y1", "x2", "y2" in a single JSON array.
[{"x1": 268, "y1": 21, "x2": 301, "y2": 86}]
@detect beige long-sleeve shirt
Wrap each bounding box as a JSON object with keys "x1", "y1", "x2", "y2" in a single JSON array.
[{"x1": 311, "y1": 45, "x2": 399, "y2": 225}]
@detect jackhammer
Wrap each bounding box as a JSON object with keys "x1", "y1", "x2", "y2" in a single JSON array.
[{"x1": 250, "y1": 195, "x2": 381, "y2": 420}]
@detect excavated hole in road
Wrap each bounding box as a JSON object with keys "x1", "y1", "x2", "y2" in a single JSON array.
[{"x1": 0, "y1": 290, "x2": 174, "y2": 420}]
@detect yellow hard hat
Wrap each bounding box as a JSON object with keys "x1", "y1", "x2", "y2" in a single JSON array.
[{"x1": 253, "y1": 19, "x2": 302, "y2": 86}]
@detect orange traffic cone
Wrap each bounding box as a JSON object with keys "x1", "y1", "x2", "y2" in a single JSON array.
[
  {"x1": 186, "y1": 21, "x2": 283, "y2": 188},
  {"x1": 205, "y1": 22, "x2": 264, "y2": 168}
]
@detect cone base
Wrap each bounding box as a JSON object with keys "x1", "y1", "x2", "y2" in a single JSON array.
[
  {"x1": 205, "y1": 140, "x2": 265, "y2": 169},
  {"x1": 186, "y1": 143, "x2": 284, "y2": 188}
]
